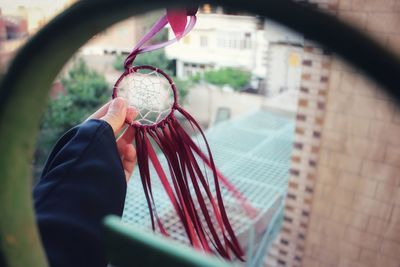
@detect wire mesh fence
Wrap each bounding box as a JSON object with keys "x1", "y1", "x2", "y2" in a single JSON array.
[{"x1": 123, "y1": 109, "x2": 294, "y2": 266}]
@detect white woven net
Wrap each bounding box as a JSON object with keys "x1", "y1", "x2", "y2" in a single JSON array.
[{"x1": 116, "y1": 68, "x2": 175, "y2": 125}]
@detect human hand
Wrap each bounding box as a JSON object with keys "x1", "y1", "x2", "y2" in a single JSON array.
[{"x1": 87, "y1": 97, "x2": 137, "y2": 182}]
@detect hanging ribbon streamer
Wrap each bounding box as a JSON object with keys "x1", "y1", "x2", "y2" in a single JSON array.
[{"x1": 113, "y1": 8, "x2": 257, "y2": 260}]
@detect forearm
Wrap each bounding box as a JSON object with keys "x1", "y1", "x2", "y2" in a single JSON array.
[{"x1": 34, "y1": 119, "x2": 126, "y2": 267}]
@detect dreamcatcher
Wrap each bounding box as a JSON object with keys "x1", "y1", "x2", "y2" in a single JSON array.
[{"x1": 113, "y1": 8, "x2": 256, "y2": 260}]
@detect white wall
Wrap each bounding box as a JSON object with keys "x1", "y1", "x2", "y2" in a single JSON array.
[
  {"x1": 184, "y1": 85, "x2": 264, "y2": 126},
  {"x1": 266, "y1": 44, "x2": 303, "y2": 97},
  {"x1": 166, "y1": 13, "x2": 260, "y2": 78},
  {"x1": 183, "y1": 84, "x2": 297, "y2": 127}
]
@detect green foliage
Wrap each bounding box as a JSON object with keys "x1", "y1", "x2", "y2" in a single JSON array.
[
  {"x1": 113, "y1": 49, "x2": 174, "y2": 75},
  {"x1": 173, "y1": 76, "x2": 192, "y2": 105},
  {"x1": 203, "y1": 68, "x2": 251, "y2": 91},
  {"x1": 35, "y1": 59, "x2": 110, "y2": 172},
  {"x1": 113, "y1": 54, "x2": 125, "y2": 71},
  {"x1": 189, "y1": 73, "x2": 201, "y2": 83}
]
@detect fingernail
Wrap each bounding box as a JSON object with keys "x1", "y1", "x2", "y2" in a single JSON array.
[
  {"x1": 128, "y1": 106, "x2": 138, "y2": 114},
  {"x1": 111, "y1": 97, "x2": 126, "y2": 111}
]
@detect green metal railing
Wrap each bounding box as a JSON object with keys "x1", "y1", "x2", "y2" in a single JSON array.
[{"x1": 0, "y1": 0, "x2": 399, "y2": 266}]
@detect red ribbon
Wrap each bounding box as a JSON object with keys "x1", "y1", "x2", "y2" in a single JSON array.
[
  {"x1": 117, "y1": 8, "x2": 256, "y2": 261},
  {"x1": 167, "y1": 8, "x2": 198, "y2": 39}
]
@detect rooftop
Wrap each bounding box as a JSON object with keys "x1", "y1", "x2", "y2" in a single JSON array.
[{"x1": 123, "y1": 109, "x2": 294, "y2": 263}]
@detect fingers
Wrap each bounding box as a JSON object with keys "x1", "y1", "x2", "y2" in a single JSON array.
[
  {"x1": 88, "y1": 98, "x2": 138, "y2": 182},
  {"x1": 100, "y1": 97, "x2": 127, "y2": 134},
  {"x1": 117, "y1": 126, "x2": 135, "y2": 152},
  {"x1": 126, "y1": 107, "x2": 137, "y2": 125},
  {"x1": 87, "y1": 97, "x2": 138, "y2": 136},
  {"x1": 87, "y1": 100, "x2": 112, "y2": 121},
  {"x1": 122, "y1": 144, "x2": 137, "y2": 183},
  {"x1": 117, "y1": 124, "x2": 137, "y2": 183}
]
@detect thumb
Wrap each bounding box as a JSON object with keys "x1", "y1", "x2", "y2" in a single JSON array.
[{"x1": 101, "y1": 97, "x2": 127, "y2": 134}]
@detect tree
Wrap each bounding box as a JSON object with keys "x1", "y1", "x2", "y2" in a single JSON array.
[
  {"x1": 174, "y1": 77, "x2": 193, "y2": 105},
  {"x1": 35, "y1": 59, "x2": 110, "y2": 177},
  {"x1": 203, "y1": 67, "x2": 251, "y2": 91}
]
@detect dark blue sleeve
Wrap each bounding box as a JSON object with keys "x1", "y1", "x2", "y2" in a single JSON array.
[{"x1": 33, "y1": 119, "x2": 127, "y2": 267}]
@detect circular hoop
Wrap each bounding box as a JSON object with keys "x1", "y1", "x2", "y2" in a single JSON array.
[
  {"x1": 2, "y1": 0, "x2": 400, "y2": 265},
  {"x1": 113, "y1": 65, "x2": 178, "y2": 128}
]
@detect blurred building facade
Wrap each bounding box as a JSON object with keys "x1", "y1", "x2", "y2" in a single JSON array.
[
  {"x1": 0, "y1": 8, "x2": 28, "y2": 72},
  {"x1": 82, "y1": 17, "x2": 140, "y2": 55},
  {"x1": 161, "y1": 9, "x2": 304, "y2": 137},
  {"x1": 266, "y1": 1, "x2": 400, "y2": 267},
  {"x1": 166, "y1": 13, "x2": 264, "y2": 78},
  {"x1": 0, "y1": 0, "x2": 77, "y2": 72},
  {"x1": 6, "y1": 0, "x2": 77, "y2": 34},
  {"x1": 262, "y1": 21, "x2": 303, "y2": 97},
  {"x1": 80, "y1": 10, "x2": 167, "y2": 56},
  {"x1": 165, "y1": 8, "x2": 303, "y2": 97}
]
